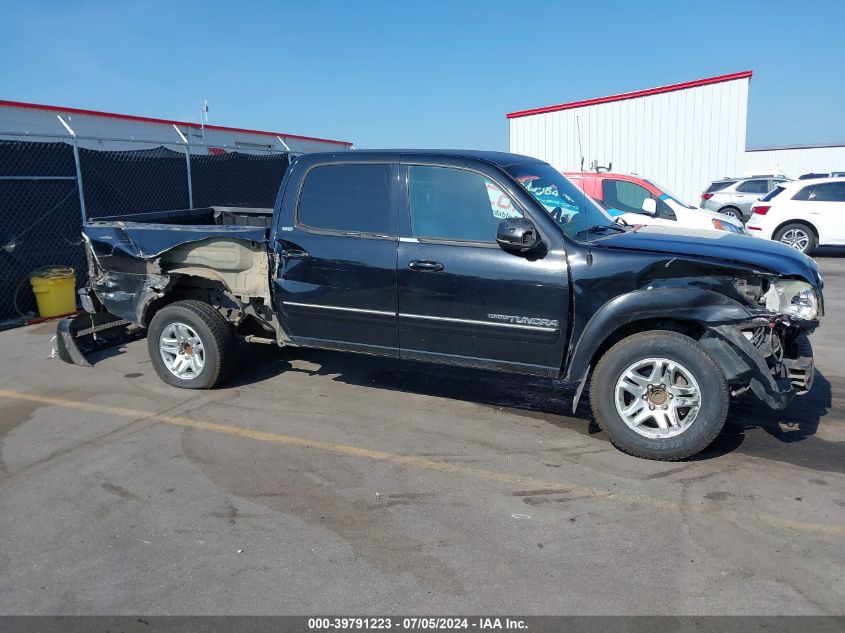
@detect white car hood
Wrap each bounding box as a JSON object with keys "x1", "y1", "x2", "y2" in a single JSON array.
[{"x1": 664, "y1": 199, "x2": 744, "y2": 231}]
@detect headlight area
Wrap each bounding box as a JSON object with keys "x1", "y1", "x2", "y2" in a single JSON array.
[
  {"x1": 711, "y1": 218, "x2": 743, "y2": 234},
  {"x1": 763, "y1": 279, "x2": 820, "y2": 321}
]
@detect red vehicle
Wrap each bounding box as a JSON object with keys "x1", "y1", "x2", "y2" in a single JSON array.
[{"x1": 564, "y1": 171, "x2": 743, "y2": 233}]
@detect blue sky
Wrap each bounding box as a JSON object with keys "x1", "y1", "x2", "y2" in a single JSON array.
[{"x1": 1, "y1": 1, "x2": 843, "y2": 150}]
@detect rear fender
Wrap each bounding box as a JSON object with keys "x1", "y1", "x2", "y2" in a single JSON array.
[{"x1": 89, "y1": 237, "x2": 271, "y2": 327}]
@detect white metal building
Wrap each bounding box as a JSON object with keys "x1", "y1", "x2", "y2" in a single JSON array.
[
  {"x1": 745, "y1": 143, "x2": 845, "y2": 178},
  {"x1": 0, "y1": 99, "x2": 353, "y2": 153},
  {"x1": 508, "y1": 71, "x2": 845, "y2": 204}
]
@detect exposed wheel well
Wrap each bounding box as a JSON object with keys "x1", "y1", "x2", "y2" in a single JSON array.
[
  {"x1": 142, "y1": 275, "x2": 239, "y2": 327},
  {"x1": 142, "y1": 274, "x2": 278, "y2": 340},
  {"x1": 718, "y1": 205, "x2": 741, "y2": 215},
  {"x1": 587, "y1": 318, "x2": 706, "y2": 374}
]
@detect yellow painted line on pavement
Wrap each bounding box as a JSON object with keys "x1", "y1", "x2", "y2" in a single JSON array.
[{"x1": 0, "y1": 388, "x2": 841, "y2": 537}]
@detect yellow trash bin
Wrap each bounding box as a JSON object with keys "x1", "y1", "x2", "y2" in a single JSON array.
[{"x1": 29, "y1": 266, "x2": 77, "y2": 318}]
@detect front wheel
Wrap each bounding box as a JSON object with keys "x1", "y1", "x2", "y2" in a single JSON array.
[
  {"x1": 147, "y1": 300, "x2": 236, "y2": 389},
  {"x1": 590, "y1": 331, "x2": 729, "y2": 460}
]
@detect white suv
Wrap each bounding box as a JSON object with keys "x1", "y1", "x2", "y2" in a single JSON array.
[{"x1": 746, "y1": 177, "x2": 845, "y2": 254}]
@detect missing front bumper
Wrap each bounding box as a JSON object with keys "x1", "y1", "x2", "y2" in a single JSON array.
[{"x1": 701, "y1": 322, "x2": 815, "y2": 410}]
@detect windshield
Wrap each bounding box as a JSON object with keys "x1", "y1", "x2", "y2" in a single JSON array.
[
  {"x1": 505, "y1": 164, "x2": 614, "y2": 239},
  {"x1": 645, "y1": 179, "x2": 696, "y2": 209}
]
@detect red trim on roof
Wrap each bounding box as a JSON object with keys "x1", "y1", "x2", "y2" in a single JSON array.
[
  {"x1": 506, "y1": 70, "x2": 753, "y2": 119},
  {"x1": 0, "y1": 99, "x2": 353, "y2": 146}
]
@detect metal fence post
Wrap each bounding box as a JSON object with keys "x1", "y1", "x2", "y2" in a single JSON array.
[
  {"x1": 184, "y1": 144, "x2": 194, "y2": 209},
  {"x1": 173, "y1": 125, "x2": 193, "y2": 208},
  {"x1": 57, "y1": 115, "x2": 87, "y2": 223}
]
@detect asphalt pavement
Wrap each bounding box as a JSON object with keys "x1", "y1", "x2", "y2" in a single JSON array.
[{"x1": 0, "y1": 255, "x2": 843, "y2": 615}]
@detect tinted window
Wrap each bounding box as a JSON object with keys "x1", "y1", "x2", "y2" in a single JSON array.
[
  {"x1": 298, "y1": 164, "x2": 392, "y2": 234},
  {"x1": 706, "y1": 181, "x2": 733, "y2": 193},
  {"x1": 760, "y1": 186, "x2": 785, "y2": 202},
  {"x1": 813, "y1": 182, "x2": 845, "y2": 202},
  {"x1": 794, "y1": 183, "x2": 845, "y2": 202},
  {"x1": 736, "y1": 179, "x2": 770, "y2": 194},
  {"x1": 408, "y1": 166, "x2": 521, "y2": 242},
  {"x1": 793, "y1": 185, "x2": 813, "y2": 201}
]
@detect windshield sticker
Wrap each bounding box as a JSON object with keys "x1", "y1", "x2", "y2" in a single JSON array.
[{"x1": 518, "y1": 176, "x2": 580, "y2": 220}]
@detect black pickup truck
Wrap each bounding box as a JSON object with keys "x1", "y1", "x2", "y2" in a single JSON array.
[{"x1": 58, "y1": 150, "x2": 822, "y2": 460}]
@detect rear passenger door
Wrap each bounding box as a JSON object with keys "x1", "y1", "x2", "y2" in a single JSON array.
[
  {"x1": 732, "y1": 179, "x2": 771, "y2": 215},
  {"x1": 800, "y1": 182, "x2": 845, "y2": 244},
  {"x1": 272, "y1": 159, "x2": 401, "y2": 355},
  {"x1": 396, "y1": 160, "x2": 569, "y2": 376}
]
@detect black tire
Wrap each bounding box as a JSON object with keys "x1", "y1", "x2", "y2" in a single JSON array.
[
  {"x1": 773, "y1": 222, "x2": 817, "y2": 255},
  {"x1": 719, "y1": 207, "x2": 742, "y2": 222},
  {"x1": 590, "y1": 331, "x2": 729, "y2": 461},
  {"x1": 147, "y1": 300, "x2": 236, "y2": 389}
]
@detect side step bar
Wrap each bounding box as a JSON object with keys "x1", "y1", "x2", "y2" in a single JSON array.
[{"x1": 55, "y1": 313, "x2": 145, "y2": 367}]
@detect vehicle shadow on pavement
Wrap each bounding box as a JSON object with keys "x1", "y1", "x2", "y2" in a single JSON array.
[
  {"x1": 226, "y1": 345, "x2": 842, "y2": 471},
  {"x1": 697, "y1": 371, "x2": 842, "y2": 472}
]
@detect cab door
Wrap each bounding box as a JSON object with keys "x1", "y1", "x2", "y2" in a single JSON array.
[
  {"x1": 271, "y1": 159, "x2": 400, "y2": 355},
  {"x1": 396, "y1": 160, "x2": 569, "y2": 376}
]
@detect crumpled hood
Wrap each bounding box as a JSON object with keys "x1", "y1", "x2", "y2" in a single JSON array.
[{"x1": 594, "y1": 224, "x2": 821, "y2": 285}]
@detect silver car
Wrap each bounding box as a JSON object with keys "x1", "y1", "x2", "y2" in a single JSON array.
[{"x1": 701, "y1": 176, "x2": 790, "y2": 222}]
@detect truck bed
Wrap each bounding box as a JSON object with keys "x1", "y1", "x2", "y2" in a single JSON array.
[
  {"x1": 85, "y1": 207, "x2": 273, "y2": 259},
  {"x1": 92, "y1": 206, "x2": 274, "y2": 228}
]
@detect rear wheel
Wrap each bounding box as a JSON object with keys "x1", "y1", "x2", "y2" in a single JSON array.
[
  {"x1": 774, "y1": 223, "x2": 816, "y2": 254},
  {"x1": 590, "y1": 331, "x2": 728, "y2": 460},
  {"x1": 147, "y1": 300, "x2": 236, "y2": 389}
]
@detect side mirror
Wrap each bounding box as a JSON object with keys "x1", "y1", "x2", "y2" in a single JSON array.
[
  {"x1": 496, "y1": 218, "x2": 540, "y2": 254},
  {"x1": 641, "y1": 198, "x2": 657, "y2": 215}
]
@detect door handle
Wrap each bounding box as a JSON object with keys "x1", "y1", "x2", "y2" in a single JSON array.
[
  {"x1": 408, "y1": 260, "x2": 444, "y2": 272},
  {"x1": 280, "y1": 249, "x2": 309, "y2": 260}
]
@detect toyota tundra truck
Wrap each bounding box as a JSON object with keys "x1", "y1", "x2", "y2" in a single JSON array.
[{"x1": 57, "y1": 150, "x2": 822, "y2": 461}]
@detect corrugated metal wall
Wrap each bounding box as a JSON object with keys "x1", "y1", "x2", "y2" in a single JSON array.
[
  {"x1": 509, "y1": 76, "x2": 750, "y2": 205},
  {"x1": 744, "y1": 145, "x2": 845, "y2": 179}
]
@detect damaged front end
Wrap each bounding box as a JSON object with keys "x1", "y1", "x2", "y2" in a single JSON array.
[
  {"x1": 700, "y1": 275, "x2": 822, "y2": 410},
  {"x1": 702, "y1": 317, "x2": 814, "y2": 410}
]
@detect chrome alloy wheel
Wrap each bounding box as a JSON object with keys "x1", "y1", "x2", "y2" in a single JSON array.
[
  {"x1": 159, "y1": 322, "x2": 205, "y2": 380},
  {"x1": 614, "y1": 358, "x2": 701, "y2": 439},
  {"x1": 779, "y1": 228, "x2": 810, "y2": 252}
]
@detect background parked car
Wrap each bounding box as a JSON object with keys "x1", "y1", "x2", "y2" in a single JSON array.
[
  {"x1": 701, "y1": 176, "x2": 790, "y2": 222},
  {"x1": 746, "y1": 177, "x2": 845, "y2": 253},
  {"x1": 799, "y1": 171, "x2": 845, "y2": 179},
  {"x1": 566, "y1": 172, "x2": 744, "y2": 233}
]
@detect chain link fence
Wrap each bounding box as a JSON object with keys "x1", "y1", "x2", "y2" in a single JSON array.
[{"x1": 0, "y1": 134, "x2": 291, "y2": 328}]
